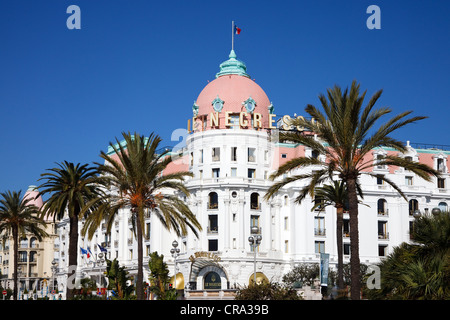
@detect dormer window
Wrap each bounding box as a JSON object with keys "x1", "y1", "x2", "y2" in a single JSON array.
[{"x1": 243, "y1": 97, "x2": 256, "y2": 113}]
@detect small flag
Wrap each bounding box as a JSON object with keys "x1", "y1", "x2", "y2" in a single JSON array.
[
  {"x1": 80, "y1": 247, "x2": 90, "y2": 258},
  {"x1": 98, "y1": 244, "x2": 107, "y2": 253},
  {"x1": 235, "y1": 25, "x2": 241, "y2": 35}
]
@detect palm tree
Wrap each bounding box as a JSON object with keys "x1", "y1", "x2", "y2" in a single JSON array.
[
  {"x1": 37, "y1": 161, "x2": 108, "y2": 300},
  {"x1": 366, "y1": 212, "x2": 450, "y2": 299},
  {"x1": 82, "y1": 132, "x2": 202, "y2": 300},
  {"x1": 0, "y1": 190, "x2": 49, "y2": 300},
  {"x1": 265, "y1": 80, "x2": 440, "y2": 299},
  {"x1": 311, "y1": 181, "x2": 366, "y2": 294}
]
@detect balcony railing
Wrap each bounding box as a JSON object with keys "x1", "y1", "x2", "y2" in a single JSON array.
[
  {"x1": 377, "y1": 209, "x2": 389, "y2": 217},
  {"x1": 378, "y1": 232, "x2": 389, "y2": 240},
  {"x1": 314, "y1": 228, "x2": 326, "y2": 236},
  {"x1": 207, "y1": 226, "x2": 218, "y2": 234}
]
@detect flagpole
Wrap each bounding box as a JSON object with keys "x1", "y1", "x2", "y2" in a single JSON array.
[{"x1": 232, "y1": 20, "x2": 234, "y2": 51}]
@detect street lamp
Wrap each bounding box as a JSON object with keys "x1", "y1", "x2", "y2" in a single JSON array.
[
  {"x1": 51, "y1": 259, "x2": 58, "y2": 294},
  {"x1": 97, "y1": 252, "x2": 106, "y2": 290},
  {"x1": 170, "y1": 240, "x2": 180, "y2": 293},
  {"x1": 248, "y1": 226, "x2": 262, "y2": 285}
]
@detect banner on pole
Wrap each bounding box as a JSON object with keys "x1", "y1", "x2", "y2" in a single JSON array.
[{"x1": 320, "y1": 253, "x2": 330, "y2": 286}]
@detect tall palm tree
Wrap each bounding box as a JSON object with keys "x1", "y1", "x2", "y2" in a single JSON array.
[
  {"x1": 37, "y1": 161, "x2": 108, "y2": 300},
  {"x1": 0, "y1": 190, "x2": 48, "y2": 300},
  {"x1": 82, "y1": 132, "x2": 202, "y2": 300},
  {"x1": 311, "y1": 181, "x2": 366, "y2": 293},
  {"x1": 265, "y1": 80, "x2": 440, "y2": 299}
]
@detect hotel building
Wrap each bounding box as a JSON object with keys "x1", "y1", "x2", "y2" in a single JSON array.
[{"x1": 53, "y1": 50, "x2": 450, "y2": 299}]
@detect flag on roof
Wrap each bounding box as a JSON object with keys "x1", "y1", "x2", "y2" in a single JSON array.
[{"x1": 235, "y1": 25, "x2": 241, "y2": 35}]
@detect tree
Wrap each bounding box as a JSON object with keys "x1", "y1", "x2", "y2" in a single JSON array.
[
  {"x1": 265, "y1": 81, "x2": 440, "y2": 299},
  {"x1": 105, "y1": 258, "x2": 134, "y2": 300},
  {"x1": 147, "y1": 251, "x2": 177, "y2": 300},
  {"x1": 37, "y1": 161, "x2": 108, "y2": 299},
  {"x1": 82, "y1": 132, "x2": 201, "y2": 300},
  {"x1": 366, "y1": 212, "x2": 450, "y2": 299},
  {"x1": 0, "y1": 190, "x2": 48, "y2": 300},
  {"x1": 311, "y1": 181, "x2": 366, "y2": 292}
]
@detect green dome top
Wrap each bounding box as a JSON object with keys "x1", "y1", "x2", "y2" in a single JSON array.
[{"x1": 215, "y1": 50, "x2": 250, "y2": 78}]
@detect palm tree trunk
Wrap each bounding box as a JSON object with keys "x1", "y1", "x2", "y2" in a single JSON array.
[
  {"x1": 135, "y1": 210, "x2": 144, "y2": 300},
  {"x1": 336, "y1": 206, "x2": 344, "y2": 291},
  {"x1": 347, "y1": 178, "x2": 361, "y2": 300},
  {"x1": 67, "y1": 213, "x2": 79, "y2": 300},
  {"x1": 12, "y1": 227, "x2": 18, "y2": 300}
]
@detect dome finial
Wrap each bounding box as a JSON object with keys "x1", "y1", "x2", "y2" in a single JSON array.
[{"x1": 216, "y1": 50, "x2": 250, "y2": 78}]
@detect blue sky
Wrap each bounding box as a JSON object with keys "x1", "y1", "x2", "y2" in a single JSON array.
[{"x1": 1, "y1": 0, "x2": 449, "y2": 193}]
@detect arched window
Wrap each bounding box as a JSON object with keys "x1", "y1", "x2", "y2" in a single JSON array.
[
  {"x1": 409, "y1": 199, "x2": 419, "y2": 216},
  {"x1": 208, "y1": 192, "x2": 218, "y2": 209},
  {"x1": 30, "y1": 237, "x2": 38, "y2": 248},
  {"x1": 377, "y1": 199, "x2": 388, "y2": 215},
  {"x1": 438, "y1": 202, "x2": 448, "y2": 212},
  {"x1": 250, "y1": 193, "x2": 260, "y2": 210},
  {"x1": 20, "y1": 237, "x2": 28, "y2": 248}
]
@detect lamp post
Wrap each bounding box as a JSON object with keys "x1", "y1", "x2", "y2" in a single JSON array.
[
  {"x1": 170, "y1": 240, "x2": 180, "y2": 293},
  {"x1": 248, "y1": 226, "x2": 262, "y2": 285},
  {"x1": 51, "y1": 259, "x2": 58, "y2": 294},
  {"x1": 97, "y1": 252, "x2": 105, "y2": 292}
]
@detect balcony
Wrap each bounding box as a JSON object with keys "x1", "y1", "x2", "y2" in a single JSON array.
[
  {"x1": 207, "y1": 226, "x2": 218, "y2": 235},
  {"x1": 377, "y1": 209, "x2": 389, "y2": 217},
  {"x1": 378, "y1": 232, "x2": 389, "y2": 240},
  {"x1": 314, "y1": 228, "x2": 326, "y2": 236}
]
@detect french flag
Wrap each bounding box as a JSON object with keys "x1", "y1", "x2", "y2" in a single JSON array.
[
  {"x1": 235, "y1": 25, "x2": 241, "y2": 35},
  {"x1": 80, "y1": 247, "x2": 90, "y2": 258}
]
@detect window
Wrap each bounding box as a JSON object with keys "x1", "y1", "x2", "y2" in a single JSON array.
[
  {"x1": 343, "y1": 219, "x2": 350, "y2": 237},
  {"x1": 248, "y1": 168, "x2": 255, "y2": 179},
  {"x1": 377, "y1": 154, "x2": 386, "y2": 169},
  {"x1": 199, "y1": 149, "x2": 203, "y2": 163},
  {"x1": 212, "y1": 168, "x2": 220, "y2": 179},
  {"x1": 377, "y1": 199, "x2": 388, "y2": 215},
  {"x1": 284, "y1": 217, "x2": 289, "y2": 230},
  {"x1": 20, "y1": 237, "x2": 28, "y2": 248},
  {"x1": 438, "y1": 178, "x2": 446, "y2": 189},
  {"x1": 230, "y1": 114, "x2": 239, "y2": 129},
  {"x1": 312, "y1": 150, "x2": 319, "y2": 159},
  {"x1": 437, "y1": 158, "x2": 445, "y2": 173},
  {"x1": 208, "y1": 192, "x2": 218, "y2": 209},
  {"x1": 208, "y1": 239, "x2": 218, "y2": 252},
  {"x1": 378, "y1": 245, "x2": 388, "y2": 257},
  {"x1": 343, "y1": 243, "x2": 350, "y2": 255},
  {"x1": 281, "y1": 153, "x2": 287, "y2": 159},
  {"x1": 314, "y1": 217, "x2": 325, "y2": 236},
  {"x1": 19, "y1": 251, "x2": 27, "y2": 262},
  {"x1": 250, "y1": 193, "x2": 260, "y2": 210},
  {"x1": 199, "y1": 170, "x2": 203, "y2": 179},
  {"x1": 376, "y1": 175, "x2": 384, "y2": 185},
  {"x1": 231, "y1": 167, "x2": 237, "y2": 177},
  {"x1": 212, "y1": 147, "x2": 220, "y2": 161},
  {"x1": 405, "y1": 176, "x2": 413, "y2": 186},
  {"x1": 250, "y1": 215, "x2": 260, "y2": 235},
  {"x1": 378, "y1": 221, "x2": 388, "y2": 239},
  {"x1": 284, "y1": 240, "x2": 289, "y2": 253},
  {"x1": 248, "y1": 148, "x2": 256, "y2": 162},
  {"x1": 231, "y1": 147, "x2": 237, "y2": 161},
  {"x1": 438, "y1": 202, "x2": 448, "y2": 212},
  {"x1": 314, "y1": 196, "x2": 325, "y2": 211},
  {"x1": 315, "y1": 241, "x2": 325, "y2": 254},
  {"x1": 409, "y1": 199, "x2": 419, "y2": 216},
  {"x1": 190, "y1": 152, "x2": 194, "y2": 166},
  {"x1": 208, "y1": 215, "x2": 218, "y2": 233}
]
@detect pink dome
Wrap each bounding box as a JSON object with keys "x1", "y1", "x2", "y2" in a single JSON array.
[
  {"x1": 23, "y1": 186, "x2": 43, "y2": 209},
  {"x1": 195, "y1": 74, "x2": 272, "y2": 129}
]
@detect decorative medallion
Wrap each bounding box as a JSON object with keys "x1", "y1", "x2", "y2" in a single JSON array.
[
  {"x1": 212, "y1": 95, "x2": 224, "y2": 112},
  {"x1": 243, "y1": 96, "x2": 256, "y2": 113}
]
